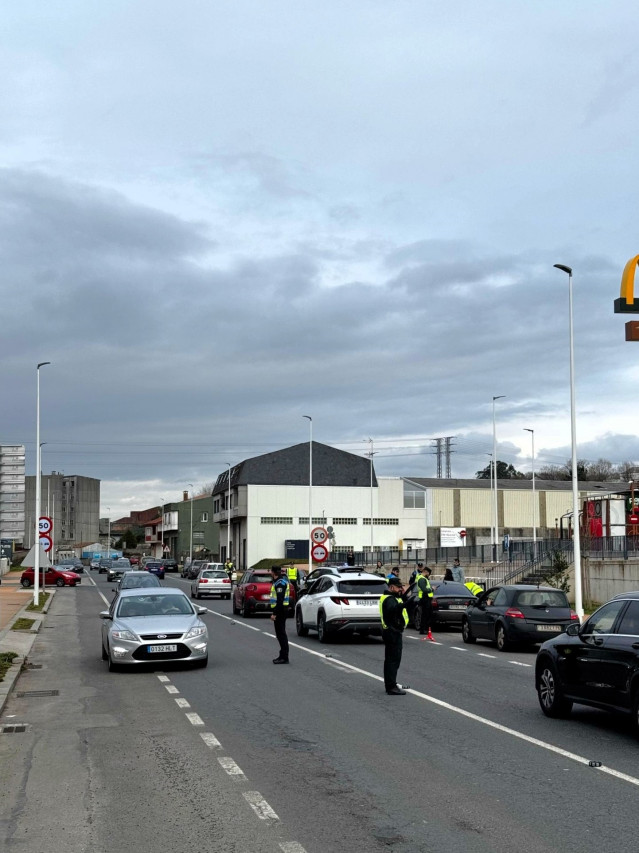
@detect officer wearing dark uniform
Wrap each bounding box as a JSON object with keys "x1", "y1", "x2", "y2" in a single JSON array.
[
  {"x1": 417, "y1": 565, "x2": 434, "y2": 640},
  {"x1": 379, "y1": 577, "x2": 409, "y2": 695},
  {"x1": 270, "y1": 566, "x2": 291, "y2": 664}
]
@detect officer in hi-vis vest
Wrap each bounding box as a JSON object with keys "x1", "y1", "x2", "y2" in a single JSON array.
[
  {"x1": 269, "y1": 565, "x2": 291, "y2": 664},
  {"x1": 379, "y1": 577, "x2": 409, "y2": 695},
  {"x1": 417, "y1": 565, "x2": 435, "y2": 641}
]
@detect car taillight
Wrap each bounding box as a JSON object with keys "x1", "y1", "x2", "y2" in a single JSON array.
[
  {"x1": 431, "y1": 599, "x2": 438, "y2": 608},
  {"x1": 223, "y1": 578, "x2": 230, "y2": 584},
  {"x1": 330, "y1": 596, "x2": 350, "y2": 605},
  {"x1": 570, "y1": 611, "x2": 580, "y2": 621},
  {"x1": 505, "y1": 607, "x2": 525, "y2": 619},
  {"x1": 201, "y1": 578, "x2": 208, "y2": 583}
]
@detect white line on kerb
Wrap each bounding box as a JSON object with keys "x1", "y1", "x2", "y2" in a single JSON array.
[
  {"x1": 280, "y1": 843, "x2": 309, "y2": 853},
  {"x1": 218, "y1": 757, "x2": 246, "y2": 778},
  {"x1": 243, "y1": 791, "x2": 279, "y2": 821},
  {"x1": 200, "y1": 732, "x2": 221, "y2": 748},
  {"x1": 157, "y1": 675, "x2": 170, "y2": 683},
  {"x1": 185, "y1": 712, "x2": 204, "y2": 726},
  {"x1": 165, "y1": 685, "x2": 179, "y2": 694},
  {"x1": 175, "y1": 698, "x2": 190, "y2": 709}
]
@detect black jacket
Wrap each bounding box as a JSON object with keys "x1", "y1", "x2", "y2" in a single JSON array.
[{"x1": 381, "y1": 594, "x2": 407, "y2": 633}]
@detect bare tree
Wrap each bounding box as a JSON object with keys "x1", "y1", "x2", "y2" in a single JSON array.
[{"x1": 194, "y1": 481, "x2": 216, "y2": 497}]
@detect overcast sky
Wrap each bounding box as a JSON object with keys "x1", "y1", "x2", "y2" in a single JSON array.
[{"x1": 2, "y1": 1, "x2": 639, "y2": 519}]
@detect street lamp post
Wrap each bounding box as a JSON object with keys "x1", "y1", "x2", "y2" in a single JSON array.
[
  {"x1": 524, "y1": 428, "x2": 537, "y2": 557},
  {"x1": 492, "y1": 395, "x2": 505, "y2": 561},
  {"x1": 303, "y1": 416, "x2": 312, "y2": 577},
  {"x1": 106, "y1": 506, "x2": 111, "y2": 560},
  {"x1": 187, "y1": 484, "x2": 194, "y2": 566},
  {"x1": 366, "y1": 438, "x2": 375, "y2": 562},
  {"x1": 554, "y1": 263, "x2": 584, "y2": 620},
  {"x1": 34, "y1": 361, "x2": 50, "y2": 605},
  {"x1": 160, "y1": 499, "x2": 165, "y2": 558},
  {"x1": 224, "y1": 464, "x2": 231, "y2": 564}
]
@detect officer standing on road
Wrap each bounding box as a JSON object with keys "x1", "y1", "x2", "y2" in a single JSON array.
[
  {"x1": 269, "y1": 565, "x2": 291, "y2": 664},
  {"x1": 224, "y1": 558, "x2": 234, "y2": 582},
  {"x1": 379, "y1": 577, "x2": 409, "y2": 695},
  {"x1": 417, "y1": 565, "x2": 434, "y2": 641}
]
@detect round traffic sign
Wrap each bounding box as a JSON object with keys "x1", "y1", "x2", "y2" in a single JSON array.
[
  {"x1": 311, "y1": 527, "x2": 328, "y2": 545},
  {"x1": 311, "y1": 543, "x2": 328, "y2": 563},
  {"x1": 38, "y1": 516, "x2": 52, "y2": 535},
  {"x1": 39, "y1": 533, "x2": 52, "y2": 552}
]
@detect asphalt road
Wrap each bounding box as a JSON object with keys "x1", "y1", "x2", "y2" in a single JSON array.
[{"x1": 2, "y1": 571, "x2": 639, "y2": 853}]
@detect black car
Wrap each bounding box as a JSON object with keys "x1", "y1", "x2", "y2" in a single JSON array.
[
  {"x1": 536, "y1": 592, "x2": 639, "y2": 728},
  {"x1": 186, "y1": 560, "x2": 207, "y2": 580},
  {"x1": 462, "y1": 584, "x2": 578, "y2": 651},
  {"x1": 59, "y1": 559, "x2": 84, "y2": 574},
  {"x1": 161, "y1": 558, "x2": 179, "y2": 573},
  {"x1": 404, "y1": 581, "x2": 476, "y2": 631},
  {"x1": 98, "y1": 559, "x2": 113, "y2": 574}
]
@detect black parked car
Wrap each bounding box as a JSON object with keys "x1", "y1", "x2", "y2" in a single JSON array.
[
  {"x1": 462, "y1": 584, "x2": 578, "y2": 651},
  {"x1": 404, "y1": 580, "x2": 477, "y2": 631},
  {"x1": 536, "y1": 592, "x2": 639, "y2": 728}
]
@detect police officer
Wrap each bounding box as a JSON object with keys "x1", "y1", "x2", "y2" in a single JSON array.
[
  {"x1": 409, "y1": 561, "x2": 423, "y2": 586},
  {"x1": 465, "y1": 580, "x2": 484, "y2": 597},
  {"x1": 269, "y1": 565, "x2": 291, "y2": 664},
  {"x1": 379, "y1": 577, "x2": 409, "y2": 695},
  {"x1": 284, "y1": 563, "x2": 299, "y2": 593},
  {"x1": 416, "y1": 564, "x2": 434, "y2": 640},
  {"x1": 224, "y1": 558, "x2": 234, "y2": 582}
]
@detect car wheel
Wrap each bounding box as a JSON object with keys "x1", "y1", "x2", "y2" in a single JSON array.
[
  {"x1": 462, "y1": 618, "x2": 476, "y2": 644},
  {"x1": 190, "y1": 588, "x2": 195, "y2": 599},
  {"x1": 296, "y1": 607, "x2": 309, "y2": 637},
  {"x1": 318, "y1": 613, "x2": 333, "y2": 643},
  {"x1": 21, "y1": 578, "x2": 31, "y2": 588},
  {"x1": 196, "y1": 592, "x2": 201, "y2": 599},
  {"x1": 193, "y1": 655, "x2": 208, "y2": 669},
  {"x1": 101, "y1": 642, "x2": 108, "y2": 661},
  {"x1": 495, "y1": 623, "x2": 511, "y2": 652},
  {"x1": 242, "y1": 601, "x2": 251, "y2": 618},
  {"x1": 413, "y1": 608, "x2": 422, "y2": 632},
  {"x1": 632, "y1": 690, "x2": 639, "y2": 736},
  {"x1": 56, "y1": 578, "x2": 65, "y2": 587},
  {"x1": 107, "y1": 648, "x2": 119, "y2": 673},
  {"x1": 537, "y1": 660, "x2": 572, "y2": 717},
  {"x1": 232, "y1": 597, "x2": 239, "y2": 615}
]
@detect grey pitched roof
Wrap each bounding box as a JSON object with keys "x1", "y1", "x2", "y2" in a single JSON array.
[{"x1": 213, "y1": 442, "x2": 376, "y2": 494}]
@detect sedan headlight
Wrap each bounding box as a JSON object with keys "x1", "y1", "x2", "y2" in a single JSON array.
[
  {"x1": 111, "y1": 629, "x2": 137, "y2": 641},
  {"x1": 184, "y1": 626, "x2": 207, "y2": 639}
]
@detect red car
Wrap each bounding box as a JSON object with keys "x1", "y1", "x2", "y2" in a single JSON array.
[
  {"x1": 20, "y1": 566, "x2": 81, "y2": 588},
  {"x1": 232, "y1": 570, "x2": 296, "y2": 618},
  {"x1": 129, "y1": 556, "x2": 140, "y2": 566}
]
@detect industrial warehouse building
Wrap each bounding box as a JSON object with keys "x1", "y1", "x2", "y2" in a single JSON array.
[{"x1": 212, "y1": 442, "x2": 621, "y2": 571}]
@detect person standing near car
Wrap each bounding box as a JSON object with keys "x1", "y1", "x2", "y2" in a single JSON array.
[
  {"x1": 417, "y1": 564, "x2": 434, "y2": 641},
  {"x1": 270, "y1": 566, "x2": 291, "y2": 664},
  {"x1": 450, "y1": 557, "x2": 465, "y2": 583},
  {"x1": 224, "y1": 558, "x2": 234, "y2": 582},
  {"x1": 379, "y1": 577, "x2": 409, "y2": 695}
]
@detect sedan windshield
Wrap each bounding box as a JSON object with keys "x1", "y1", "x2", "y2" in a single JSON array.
[{"x1": 117, "y1": 595, "x2": 194, "y2": 617}]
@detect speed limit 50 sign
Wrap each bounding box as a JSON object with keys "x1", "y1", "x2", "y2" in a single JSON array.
[
  {"x1": 38, "y1": 516, "x2": 53, "y2": 535},
  {"x1": 311, "y1": 527, "x2": 328, "y2": 545}
]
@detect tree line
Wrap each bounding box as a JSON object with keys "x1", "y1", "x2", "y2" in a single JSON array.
[{"x1": 475, "y1": 458, "x2": 639, "y2": 482}]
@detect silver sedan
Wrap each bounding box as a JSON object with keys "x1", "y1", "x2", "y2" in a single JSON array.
[
  {"x1": 101, "y1": 588, "x2": 208, "y2": 671},
  {"x1": 190, "y1": 568, "x2": 232, "y2": 600}
]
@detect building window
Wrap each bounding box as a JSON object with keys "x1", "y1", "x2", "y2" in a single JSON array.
[
  {"x1": 362, "y1": 518, "x2": 399, "y2": 526},
  {"x1": 403, "y1": 490, "x2": 425, "y2": 509},
  {"x1": 213, "y1": 499, "x2": 220, "y2": 513},
  {"x1": 261, "y1": 517, "x2": 293, "y2": 524},
  {"x1": 298, "y1": 517, "x2": 327, "y2": 525},
  {"x1": 200, "y1": 512, "x2": 209, "y2": 523},
  {"x1": 332, "y1": 518, "x2": 357, "y2": 525}
]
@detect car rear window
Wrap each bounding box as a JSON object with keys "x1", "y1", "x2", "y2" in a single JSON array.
[
  {"x1": 337, "y1": 580, "x2": 386, "y2": 595},
  {"x1": 249, "y1": 575, "x2": 273, "y2": 584},
  {"x1": 515, "y1": 590, "x2": 569, "y2": 608},
  {"x1": 432, "y1": 582, "x2": 471, "y2": 596},
  {"x1": 122, "y1": 576, "x2": 160, "y2": 588},
  {"x1": 203, "y1": 571, "x2": 227, "y2": 578}
]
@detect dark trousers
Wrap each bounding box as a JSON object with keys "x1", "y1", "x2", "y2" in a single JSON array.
[
  {"x1": 419, "y1": 598, "x2": 433, "y2": 634},
  {"x1": 273, "y1": 614, "x2": 289, "y2": 661},
  {"x1": 382, "y1": 629, "x2": 403, "y2": 691}
]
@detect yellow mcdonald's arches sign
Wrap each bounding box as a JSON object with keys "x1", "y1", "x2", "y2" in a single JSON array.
[{"x1": 614, "y1": 254, "x2": 639, "y2": 313}]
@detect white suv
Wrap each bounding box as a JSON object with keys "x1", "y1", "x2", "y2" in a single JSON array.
[{"x1": 295, "y1": 570, "x2": 387, "y2": 643}]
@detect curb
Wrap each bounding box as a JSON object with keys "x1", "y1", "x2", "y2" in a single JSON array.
[{"x1": 0, "y1": 589, "x2": 56, "y2": 716}]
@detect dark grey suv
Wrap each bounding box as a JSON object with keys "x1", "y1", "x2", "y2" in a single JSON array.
[{"x1": 536, "y1": 592, "x2": 639, "y2": 730}]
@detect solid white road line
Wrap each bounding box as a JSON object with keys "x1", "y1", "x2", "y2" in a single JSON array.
[
  {"x1": 165, "y1": 685, "x2": 179, "y2": 694},
  {"x1": 85, "y1": 573, "x2": 110, "y2": 605},
  {"x1": 218, "y1": 757, "x2": 246, "y2": 778},
  {"x1": 185, "y1": 712, "x2": 204, "y2": 726},
  {"x1": 200, "y1": 732, "x2": 222, "y2": 748},
  {"x1": 175, "y1": 698, "x2": 190, "y2": 709},
  {"x1": 243, "y1": 791, "x2": 279, "y2": 821}
]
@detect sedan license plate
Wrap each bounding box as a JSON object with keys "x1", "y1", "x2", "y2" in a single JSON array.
[
  {"x1": 356, "y1": 599, "x2": 377, "y2": 606},
  {"x1": 148, "y1": 644, "x2": 178, "y2": 653},
  {"x1": 448, "y1": 604, "x2": 467, "y2": 610},
  {"x1": 536, "y1": 624, "x2": 561, "y2": 632}
]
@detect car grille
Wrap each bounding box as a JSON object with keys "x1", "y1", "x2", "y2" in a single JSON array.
[
  {"x1": 132, "y1": 643, "x2": 191, "y2": 660},
  {"x1": 139, "y1": 632, "x2": 183, "y2": 640}
]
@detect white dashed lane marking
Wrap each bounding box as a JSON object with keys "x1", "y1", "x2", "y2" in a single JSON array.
[
  {"x1": 243, "y1": 791, "x2": 279, "y2": 821},
  {"x1": 477, "y1": 653, "x2": 496, "y2": 659},
  {"x1": 200, "y1": 732, "x2": 222, "y2": 748},
  {"x1": 509, "y1": 661, "x2": 532, "y2": 667},
  {"x1": 165, "y1": 685, "x2": 179, "y2": 694},
  {"x1": 218, "y1": 757, "x2": 246, "y2": 778},
  {"x1": 157, "y1": 675, "x2": 170, "y2": 683},
  {"x1": 280, "y1": 844, "x2": 309, "y2": 853},
  {"x1": 175, "y1": 698, "x2": 190, "y2": 708},
  {"x1": 185, "y1": 712, "x2": 204, "y2": 726},
  {"x1": 450, "y1": 646, "x2": 466, "y2": 652}
]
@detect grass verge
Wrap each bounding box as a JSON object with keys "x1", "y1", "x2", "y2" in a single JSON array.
[
  {"x1": 0, "y1": 652, "x2": 19, "y2": 681},
  {"x1": 26, "y1": 592, "x2": 50, "y2": 612},
  {"x1": 11, "y1": 618, "x2": 35, "y2": 631}
]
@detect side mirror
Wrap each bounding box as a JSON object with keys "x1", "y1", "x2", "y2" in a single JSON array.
[
  {"x1": 197, "y1": 606, "x2": 207, "y2": 615},
  {"x1": 100, "y1": 611, "x2": 112, "y2": 620},
  {"x1": 565, "y1": 622, "x2": 580, "y2": 636}
]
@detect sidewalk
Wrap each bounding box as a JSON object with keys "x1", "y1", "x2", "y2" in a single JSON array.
[{"x1": 0, "y1": 572, "x2": 32, "y2": 632}]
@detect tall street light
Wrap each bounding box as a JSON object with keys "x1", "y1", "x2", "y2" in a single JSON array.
[
  {"x1": 224, "y1": 464, "x2": 231, "y2": 564},
  {"x1": 106, "y1": 506, "x2": 111, "y2": 560},
  {"x1": 366, "y1": 438, "x2": 375, "y2": 563},
  {"x1": 492, "y1": 395, "x2": 505, "y2": 561},
  {"x1": 303, "y1": 416, "x2": 312, "y2": 577},
  {"x1": 160, "y1": 499, "x2": 165, "y2": 558},
  {"x1": 524, "y1": 428, "x2": 537, "y2": 557},
  {"x1": 187, "y1": 484, "x2": 194, "y2": 566},
  {"x1": 554, "y1": 263, "x2": 584, "y2": 620},
  {"x1": 34, "y1": 361, "x2": 50, "y2": 605}
]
